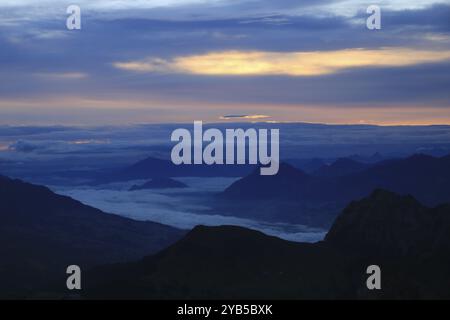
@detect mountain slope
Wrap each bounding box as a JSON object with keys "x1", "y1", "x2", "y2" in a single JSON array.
[
  {"x1": 0, "y1": 175, "x2": 185, "y2": 298},
  {"x1": 220, "y1": 154, "x2": 450, "y2": 226},
  {"x1": 217, "y1": 163, "x2": 329, "y2": 226},
  {"x1": 224, "y1": 154, "x2": 450, "y2": 204},
  {"x1": 223, "y1": 163, "x2": 310, "y2": 200},
  {"x1": 129, "y1": 177, "x2": 188, "y2": 191},
  {"x1": 85, "y1": 226, "x2": 350, "y2": 299},
  {"x1": 284, "y1": 158, "x2": 326, "y2": 173},
  {"x1": 93, "y1": 156, "x2": 257, "y2": 184},
  {"x1": 326, "y1": 189, "x2": 450, "y2": 256},
  {"x1": 313, "y1": 158, "x2": 369, "y2": 177},
  {"x1": 341, "y1": 154, "x2": 450, "y2": 206},
  {"x1": 84, "y1": 190, "x2": 450, "y2": 299}
]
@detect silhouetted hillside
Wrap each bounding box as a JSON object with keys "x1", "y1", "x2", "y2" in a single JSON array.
[
  {"x1": 0, "y1": 175, "x2": 185, "y2": 298},
  {"x1": 285, "y1": 158, "x2": 326, "y2": 173},
  {"x1": 84, "y1": 225, "x2": 350, "y2": 299},
  {"x1": 326, "y1": 189, "x2": 450, "y2": 256},
  {"x1": 343, "y1": 154, "x2": 450, "y2": 206},
  {"x1": 313, "y1": 158, "x2": 369, "y2": 177},
  {"x1": 220, "y1": 154, "x2": 450, "y2": 226},
  {"x1": 93, "y1": 156, "x2": 256, "y2": 184},
  {"x1": 223, "y1": 163, "x2": 310, "y2": 200},
  {"x1": 348, "y1": 152, "x2": 385, "y2": 164},
  {"x1": 129, "y1": 177, "x2": 188, "y2": 191},
  {"x1": 83, "y1": 190, "x2": 450, "y2": 299}
]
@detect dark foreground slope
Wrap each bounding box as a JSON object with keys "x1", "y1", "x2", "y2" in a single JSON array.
[
  {"x1": 84, "y1": 190, "x2": 450, "y2": 299},
  {"x1": 0, "y1": 175, "x2": 185, "y2": 298},
  {"x1": 326, "y1": 189, "x2": 450, "y2": 256},
  {"x1": 85, "y1": 226, "x2": 351, "y2": 299}
]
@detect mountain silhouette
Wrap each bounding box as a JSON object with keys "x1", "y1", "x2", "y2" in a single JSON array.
[
  {"x1": 348, "y1": 152, "x2": 385, "y2": 164},
  {"x1": 129, "y1": 177, "x2": 188, "y2": 191},
  {"x1": 285, "y1": 158, "x2": 326, "y2": 173},
  {"x1": 83, "y1": 190, "x2": 450, "y2": 299},
  {"x1": 93, "y1": 156, "x2": 257, "y2": 184},
  {"x1": 84, "y1": 225, "x2": 349, "y2": 299},
  {"x1": 313, "y1": 158, "x2": 369, "y2": 177},
  {"x1": 220, "y1": 154, "x2": 450, "y2": 226},
  {"x1": 326, "y1": 189, "x2": 450, "y2": 256},
  {"x1": 0, "y1": 175, "x2": 184, "y2": 298},
  {"x1": 341, "y1": 154, "x2": 450, "y2": 206},
  {"x1": 223, "y1": 163, "x2": 310, "y2": 199}
]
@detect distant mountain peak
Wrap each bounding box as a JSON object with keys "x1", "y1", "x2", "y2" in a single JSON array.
[
  {"x1": 223, "y1": 162, "x2": 309, "y2": 200},
  {"x1": 313, "y1": 157, "x2": 368, "y2": 177},
  {"x1": 279, "y1": 162, "x2": 306, "y2": 174},
  {"x1": 248, "y1": 162, "x2": 305, "y2": 176},
  {"x1": 129, "y1": 177, "x2": 188, "y2": 191}
]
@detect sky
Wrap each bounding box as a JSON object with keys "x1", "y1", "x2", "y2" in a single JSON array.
[{"x1": 0, "y1": 0, "x2": 450, "y2": 125}]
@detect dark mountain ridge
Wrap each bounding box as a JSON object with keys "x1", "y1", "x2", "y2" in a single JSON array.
[
  {"x1": 219, "y1": 154, "x2": 450, "y2": 226},
  {"x1": 313, "y1": 158, "x2": 370, "y2": 177},
  {"x1": 83, "y1": 189, "x2": 450, "y2": 299},
  {"x1": 326, "y1": 189, "x2": 450, "y2": 256},
  {"x1": 92, "y1": 156, "x2": 257, "y2": 184},
  {"x1": 222, "y1": 163, "x2": 310, "y2": 199},
  {"x1": 0, "y1": 174, "x2": 185, "y2": 298},
  {"x1": 129, "y1": 177, "x2": 188, "y2": 191}
]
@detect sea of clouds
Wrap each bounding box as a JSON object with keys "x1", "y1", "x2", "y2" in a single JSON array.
[
  {"x1": 53, "y1": 177, "x2": 327, "y2": 243},
  {"x1": 4, "y1": 123, "x2": 450, "y2": 242}
]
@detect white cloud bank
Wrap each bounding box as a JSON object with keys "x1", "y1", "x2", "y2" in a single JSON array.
[{"x1": 53, "y1": 178, "x2": 326, "y2": 243}]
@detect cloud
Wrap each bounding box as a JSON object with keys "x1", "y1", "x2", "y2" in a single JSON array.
[
  {"x1": 0, "y1": 1, "x2": 449, "y2": 125},
  {"x1": 53, "y1": 179, "x2": 327, "y2": 243},
  {"x1": 8, "y1": 140, "x2": 42, "y2": 153},
  {"x1": 33, "y1": 72, "x2": 88, "y2": 80},
  {"x1": 220, "y1": 114, "x2": 270, "y2": 120},
  {"x1": 0, "y1": 0, "x2": 214, "y2": 12},
  {"x1": 0, "y1": 0, "x2": 332, "y2": 22},
  {"x1": 352, "y1": 3, "x2": 450, "y2": 32},
  {"x1": 114, "y1": 48, "x2": 450, "y2": 76}
]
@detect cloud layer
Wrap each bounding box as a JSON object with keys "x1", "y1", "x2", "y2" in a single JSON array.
[
  {"x1": 53, "y1": 178, "x2": 327, "y2": 243},
  {"x1": 0, "y1": 1, "x2": 449, "y2": 124},
  {"x1": 114, "y1": 48, "x2": 450, "y2": 76}
]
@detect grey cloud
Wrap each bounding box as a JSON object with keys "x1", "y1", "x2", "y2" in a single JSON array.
[
  {"x1": 8, "y1": 140, "x2": 42, "y2": 153},
  {"x1": 0, "y1": 1, "x2": 449, "y2": 123},
  {"x1": 373, "y1": 3, "x2": 450, "y2": 32}
]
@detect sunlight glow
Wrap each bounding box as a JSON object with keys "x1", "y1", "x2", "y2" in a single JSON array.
[{"x1": 114, "y1": 48, "x2": 450, "y2": 77}]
